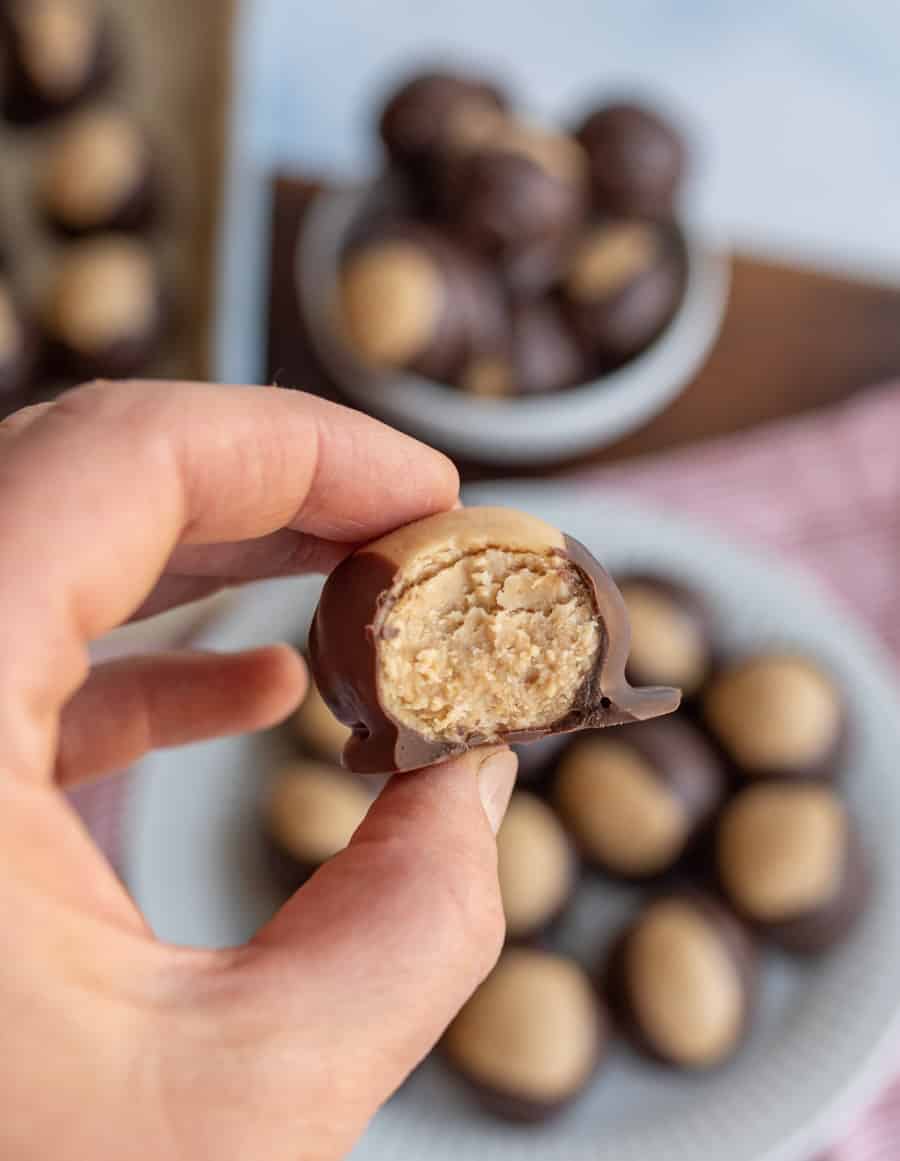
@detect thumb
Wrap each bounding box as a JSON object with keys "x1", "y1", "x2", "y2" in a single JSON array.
[{"x1": 249, "y1": 745, "x2": 517, "y2": 1115}]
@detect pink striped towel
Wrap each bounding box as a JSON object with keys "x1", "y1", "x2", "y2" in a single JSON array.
[{"x1": 72, "y1": 380, "x2": 900, "y2": 1159}]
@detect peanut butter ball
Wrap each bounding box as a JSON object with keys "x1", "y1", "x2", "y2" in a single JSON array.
[
  {"x1": 309, "y1": 507, "x2": 681, "y2": 774},
  {"x1": 497, "y1": 792, "x2": 577, "y2": 941},
  {"x1": 619, "y1": 573, "x2": 712, "y2": 698}
]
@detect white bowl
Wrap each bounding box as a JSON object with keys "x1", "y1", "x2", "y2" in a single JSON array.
[
  {"x1": 297, "y1": 189, "x2": 730, "y2": 465},
  {"x1": 128, "y1": 482, "x2": 900, "y2": 1161}
]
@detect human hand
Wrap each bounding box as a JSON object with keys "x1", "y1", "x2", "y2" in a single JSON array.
[{"x1": 0, "y1": 381, "x2": 518, "y2": 1161}]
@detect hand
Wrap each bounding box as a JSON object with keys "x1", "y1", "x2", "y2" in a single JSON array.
[{"x1": 0, "y1": 381, "x2": 518, "y2": 1161}]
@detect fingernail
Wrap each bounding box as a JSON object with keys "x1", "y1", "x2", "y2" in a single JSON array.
[{"x1": 478, "y1": 749, "x2": 518, "y2": 834}]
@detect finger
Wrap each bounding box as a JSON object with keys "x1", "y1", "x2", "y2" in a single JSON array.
[
  {"x1": 0, "y1": 400, "x2": 55, "y2": 441},
  {"x1": 0, "y1": 381, "x2": 458, "y2": 779},
  {"x1": 241, "y1": 746, "x2": 518, "y2": 1142},
  {"x1": 56, "y1": 647, "x2": 306, "y2": 786}
]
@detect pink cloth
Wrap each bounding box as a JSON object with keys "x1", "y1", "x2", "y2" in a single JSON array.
[{"x1": 72, "y1": 381, "x2": 900, "y2": 1158}]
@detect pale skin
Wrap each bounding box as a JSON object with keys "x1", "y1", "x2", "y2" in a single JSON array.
[{"x1": 0, "y1": 381, "x2": 518, "y2": 1161}]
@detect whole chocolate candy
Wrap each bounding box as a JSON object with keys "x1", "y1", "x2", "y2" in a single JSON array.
[
  {"x1": 0, "y1": 276, "x2": 40, "y2": 400},
  {"x1": 575, "y1": 101, "x2": 686, "y2": 220},
  {"x1": 605, "y1": 891, "x2": 756, "y2": 1069},
  {"x1": 716, "y1": 783, "x2": 868, "y2": 954},
  {"x1": 618, "y1": 573, "x2": 713, "y2": 699},
  {"x1": 443, "y1": 947, "x2": 607, "y2": 1121},
  {"x1": 458, "y1": 298, "x2": 586, "y2": 398},
  {"x1": 338, "y1": 222, "x2": 506, "y2": 383},
  {"x1": 41, "y1": 108, "x2": 157, "y2": 237},
  {"x1": 0, "y1": 0, "x2": 113, "y2": 125},
  {"x1": 562, "y1": 220, "x2": 684, "y2": 362},
  {"x1": 553, "y1": 717, "x2": 724, "y2": 879},
  {"x1": 42, "y1": 236, "x2": 164, "y2": 380},
  {"x1": 309, "y1": 507, "x2": 680, "y2": 775},
  {"x1": 497, "y1": 791, "x2": 578, "y2": 942},
  {"x1": 378, "y1": 69, "x2": 507, "y2": 186},
  {"x1": 264, "y1": 760, "x2": 374, "y2": 890},
  {"x1": 703, "y1": 652, "x2": 846, "y2": 782},
  {"x1": 439, "y1": 121, "x2": 589, "y2": 297}
]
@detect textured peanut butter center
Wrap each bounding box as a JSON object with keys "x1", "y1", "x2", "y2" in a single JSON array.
[
  {"x1": 445, "y1": 949, "x2": 598, "y2": 1100},
  {"x1": 627, "y1": 899, "x2": 744, "y2": 1067},
  {"x1": 621, "y1": 582, "x2": 707, "y2": 695},
  {"x1": 46, "y1": 109, "x2": 144, "y2": 226},
  {"x1": 555, "y1": 738, "x2": 688, "y2": 874},
  {"x1": 378, "y1": 547, "x2": 601, "y2": 743},
  {"x1": 340, "y1": 242, "x2": 443, "y2": 369},
  {"x1": 0, "y1": 288, "x2": 23, "y2": 363},
  {"x1": 566, "y1": 223, "x2": 658, "y2": 302},
  {"x1": 47, "y1": 238, "x2": 156, "y2": 353},
  {"x1": 267, "y1": 762, "x2": 371, "y2": 865},
  {"x1": 293, "y1": 683, "x2": 352, "y2": 764},
  {"x1": 497, "y1": 792, "x2": 573, "y2": 937},
  {"x1": 718, "y1": 785, "x2": 846, "y2": 920},
  {"x1": 705, "y1": 655, "x2": 841, "y2": 772},
  {"x1": 15, "y1": 0, "x2": 96, "y2": 97}
]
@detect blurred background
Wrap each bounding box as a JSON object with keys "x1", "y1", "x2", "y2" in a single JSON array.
[{"x1": 5, "y1": 3, "x2": 900, "y2": 1160}]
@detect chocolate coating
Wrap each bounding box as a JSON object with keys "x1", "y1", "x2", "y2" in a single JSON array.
[
  {"x1": 292, "y1": 680, "x2": 353, "y2": 764},
  {"x1": 605, "y1": 890, "x2": 757, "y2": 1069},
  {"x1": 443, "y1": 948, "x2": 607, "y2": 1121},
  {"x1": 338, "y1": 221, "x2": 506, "y2": 383},
  {"x1": 0, "y1": 0, "x2": 114, "y2": 125},
  {"x1": 618, "y1": 573, "x2": 713, "y2": 699},
  {"x1": 553, "y1": 717, "x2": 725, "y2": 879},
  {"x1": 378, "y1": 69, "x2": 507, "y2": 187},
  {"x1": 716, "y1": 783, "x2": 868, "y2": 954},
  {"x1": 562, "y1": 220, "x2": 685, "y2": 362},
  {"x1": 575, "y1": 101, "x2": 686, "y2": 220},
  {"x1": 309, "y1": 507, "x2": 681, "y2": 774},
  {"x1": 42, "y1": 236, "x2": 164, "y2": 380},
  {"x1": 439, "y1": 123, "x2": 588, "y2": 297},
  {"x1": 703, "y1": 653, "x2": 846, "y2": 782},
  {"x1": 0, "y1": 277, "x2": 40, "y2": 399},
  {"x1": 41, "y1": 108, "x2": 157, "y2": 237}
]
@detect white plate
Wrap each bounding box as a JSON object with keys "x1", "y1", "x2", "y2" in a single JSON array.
[
  {"x1": 128, "y1": 483, "x2": 900, "y2": 1161},
  {"x1": 297, "y1": 188, "x2": 730, "y2": 466}
]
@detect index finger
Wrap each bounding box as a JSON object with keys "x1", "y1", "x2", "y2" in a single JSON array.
[{"x1": 0, "y1": 381, "x2": 458, "y2": 778}]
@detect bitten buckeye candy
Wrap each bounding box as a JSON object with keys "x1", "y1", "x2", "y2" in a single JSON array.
[
  {"x1": 338, "y1": 224, "x2": 505, "y2": 383},
  {"x1": 716, "y1": 783, "x2": 867, "y2": 953},
  {"x1": 553, "y1": 718, "x2": 724, "y2": 879},
  {"x1": 292, "y1": 681, "x2": 352, "y2": 765},
  {"x1": 704, "y1": 653, "x2": 845, "y2": 781},
  {"x1": 264, "y1": 761, "x2": 373, "y2": 888},
  {"x1": 41, "y1": 108, "x2": 156, "y2": 236},
  {"x1": 444, "y1": 948, "x2": 606, "y2": 1121},
  {"x1": 618, "y1": 573, "x2": 712, "y2": 698},
  {"x1": 378, "y1": 70, "x2": 507, "y2": 185},
  {"x1": 497, "y1": 791, "x2": 577, "y2": 941},
  {"x1": 43, "y1": 236, "x2": 163, "y2": 380},
  {"x1": 575, "y1": 102, "x2": 686, "y2": 220},
  {"x1": 562, "y1": 220, "x2": 684, "y2": 362},
  {"x1": 309, "y1": 507, "x2": 681, "y2": 774},
  {"x1": 605, "y1": 892, "x2": 756, "y2": 1069},
  {"x1": 0, "y1": 0, "x2": 113, "y2": 125}
]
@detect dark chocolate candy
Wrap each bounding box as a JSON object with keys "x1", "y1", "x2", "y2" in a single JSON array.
[
  {"x1": 443, "y1": 947, "x2": 607, "y2": 1121},
  {"x1": 575, "y1": 101, "x2": 686, "y2": 220},
  {"x1": 42, "y1": 236, "x2": 165, "y2": 380},
  {"x1": 338, "y1": 221, "x2": 506, "y2": 383},
  {"x1": 562, "y1": 219, "x2": 685, "y2": 362},
  {"x1": 604, "y1": 889, "x2": 757, "y2": 1069},
  {"x1": 703, "y1": 652, "x2": 846, "y2": 783},
  {"x1": 618, "y1": 573, "x2": 713, "y2": 698},
  {"x1": 553, "y1": 717, "x2": 725, "y2": 880},
  {"x1": 716, "y1": 782, "x2": 868, "y2": 954},
  {"x1": 41, "y1": 108, "x2": 157, "y2": 237},
  {"x1": 0, "y1": 277, "x2": 40, "y2": 399},
  {"x1": 497, "y1": 791, "x2": 578, "y2": 942},
  {"x1": 309, "y1": 507, "x2": 680, "y2": 775},
  {"x1": 0, "y1": 0, "x2": 114, "y2": 126},
  {"x1": 378, "y1": 69, "x2": 507, "y2": 187}
]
